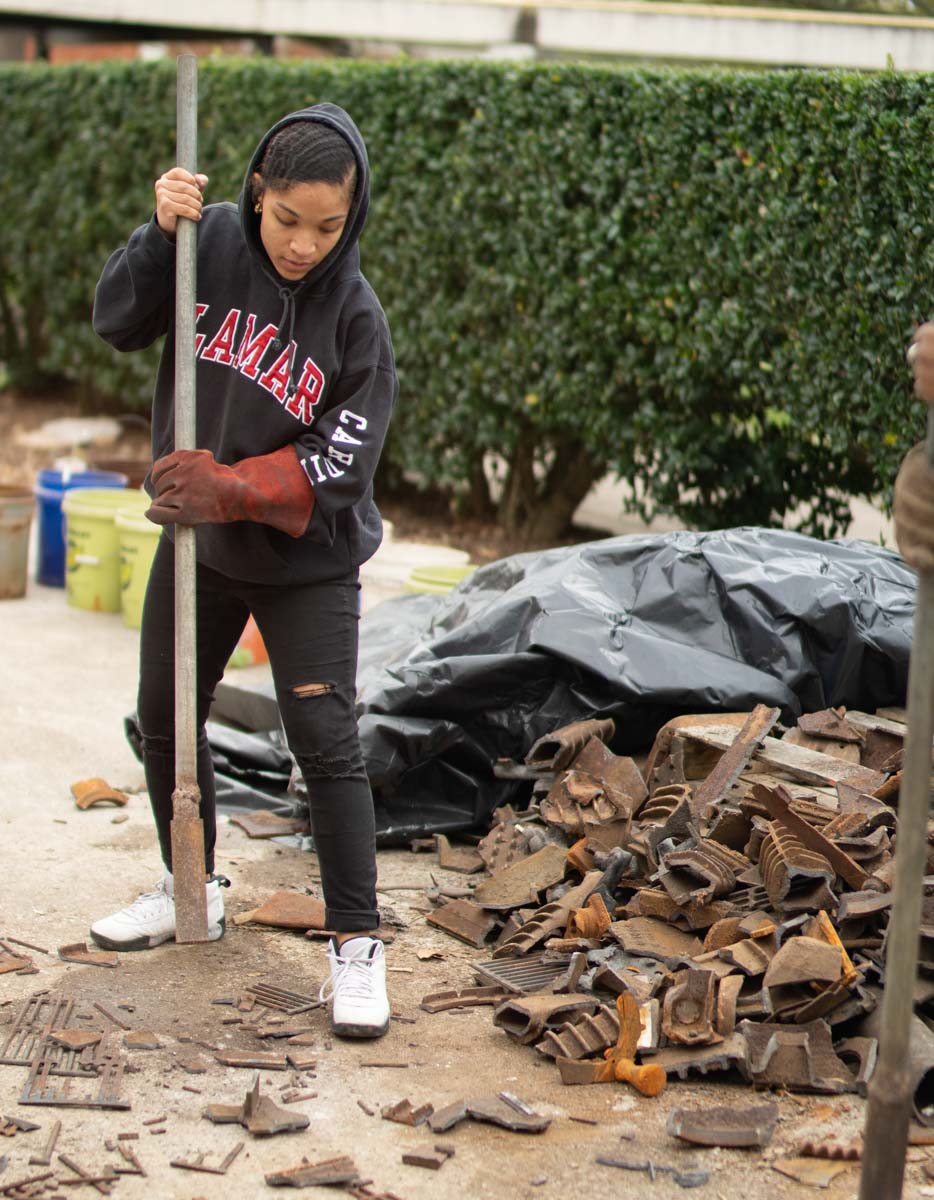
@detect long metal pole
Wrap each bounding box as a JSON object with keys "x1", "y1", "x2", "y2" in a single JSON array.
[
  {"x1": 859, "y1": 405, "x2": 934, "y2": 1198},
  {"x1": 170, "y1": 52, "x2": 208, "y2": 942}
]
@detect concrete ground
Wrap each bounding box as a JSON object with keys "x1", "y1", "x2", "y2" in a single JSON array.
[{"x1": 0, "y1": 487, "x2": 917, "y2": 1200}]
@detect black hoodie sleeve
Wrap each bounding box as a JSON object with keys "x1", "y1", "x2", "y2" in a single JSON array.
[
  {"x1": 92, "y1": 217, "x2": 176, "y2": 351},
  {"x1": 292, "y1": 306, "x2": 397, "y2": 548}
]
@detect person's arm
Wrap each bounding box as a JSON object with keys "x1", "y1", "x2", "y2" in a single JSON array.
[
  {"x1": 895, "y1": 323, "x2": 934, "y2": 570},
  {"x1": 146, "y1": 307, "x2": 397, "y2": 539},
  {"x1": 92, "y1": 168, "x2": 208, "y2": 352}
]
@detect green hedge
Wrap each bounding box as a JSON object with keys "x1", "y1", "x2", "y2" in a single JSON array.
[{"x1": 0, "y1": 58, "x2": 930, "y2": 540}]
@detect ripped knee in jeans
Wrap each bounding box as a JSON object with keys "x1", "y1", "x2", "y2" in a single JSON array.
[
  {"x1": 292, "y1": 682, "x2": 335, "y2": 700},
  {"x1": 295, "y1": 749, "x2": 355, "y2": 778}
]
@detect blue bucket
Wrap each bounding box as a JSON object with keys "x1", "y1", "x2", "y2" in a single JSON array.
[{"x1": 34, "y1": 468, "x2": 129, "y2": 587}]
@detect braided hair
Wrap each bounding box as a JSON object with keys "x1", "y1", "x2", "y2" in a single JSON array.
[{"x1": 252, "y1": 120, "x2": 357, "y2": 204}]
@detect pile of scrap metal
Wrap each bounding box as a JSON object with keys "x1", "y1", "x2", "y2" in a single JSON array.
[{"x1": 423, "y1": 705, "x2": 934, "y2": 1107}]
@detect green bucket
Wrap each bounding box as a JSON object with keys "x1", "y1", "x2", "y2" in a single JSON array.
[
  {"x1": 116, "y1": 499, "x2": 161, "y2": 629},
  {"x1": 405, "y1": 563, "x2": 475, "y2": 595},
  {"x1": 62, "y1": 487, "x2": 146, "y2": 614}
]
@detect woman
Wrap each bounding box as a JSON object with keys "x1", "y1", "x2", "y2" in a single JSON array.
[{"x1": 90, "y1": 102, "x2": 397, "y2": 1039}]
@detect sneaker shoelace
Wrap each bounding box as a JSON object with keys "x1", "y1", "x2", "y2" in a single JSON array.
[
  {"x1": 123, "y1": 880, "x2": 172, "y2": 919},
  {"x1": 319, "y1": 950, "x2": 379, "y2": 1003}
]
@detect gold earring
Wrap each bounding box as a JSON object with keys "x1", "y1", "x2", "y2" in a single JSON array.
[{"x1": 254, "y1": 200, "x2": 263, "y2": 214}]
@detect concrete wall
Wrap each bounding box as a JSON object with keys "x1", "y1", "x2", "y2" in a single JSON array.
[{"x1": 3, "y1": 0, "x2": 934, "y2": 67}]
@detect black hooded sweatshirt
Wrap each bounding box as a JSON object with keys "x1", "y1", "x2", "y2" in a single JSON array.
[{"x1": 93, "y1": 103, "x2": 397, "y2": 585}]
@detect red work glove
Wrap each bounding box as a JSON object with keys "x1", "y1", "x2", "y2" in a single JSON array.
[{"x1": 146, "y1": 446, "x2": 314, "y2": 537}]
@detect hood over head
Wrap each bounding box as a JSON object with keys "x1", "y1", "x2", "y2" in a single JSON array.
[{"x1": 239, "y1": 102, "x2": 370, "y2": 295}]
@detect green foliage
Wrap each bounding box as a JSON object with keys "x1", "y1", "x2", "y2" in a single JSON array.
[{"x1": 0, "y1": 59, "x2": 928, "y2": 538}]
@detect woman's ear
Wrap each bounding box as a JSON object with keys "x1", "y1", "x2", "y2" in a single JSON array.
[{"x1": 249, "y1": 171, "x2": 264, "y2": 206}]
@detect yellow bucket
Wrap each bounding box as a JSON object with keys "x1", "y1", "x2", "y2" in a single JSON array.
[
  {"x1": 405, "y1": 563, "x2": 475, "y2": 595},
  {"x1": 116, "y1": 499, "x2": 161, "y2": 629},
  {"x1": 62, "y1": 487, "x2": 146, "y2": 614}
]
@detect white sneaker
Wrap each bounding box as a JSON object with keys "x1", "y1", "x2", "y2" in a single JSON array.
[
  {"x1": 320, "y1": 936, "x2": 390, "y2": 1038},
  {"x1": 89, "y1": 873, "x2": 227, "y2": 951}
]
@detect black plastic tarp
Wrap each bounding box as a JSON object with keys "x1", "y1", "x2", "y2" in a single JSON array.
[
  {"x1": 355, "y1": 527, "x2": 916, "y2": 841},
  {"x1": 128, "y1": 527, "x2": 918, "y2": 844}
]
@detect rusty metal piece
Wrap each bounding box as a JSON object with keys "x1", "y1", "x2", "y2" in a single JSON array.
[
  {"x1": 57, "y1": 942, "x2": 119, "y2": 968},
  {"x1": 625, "y1": 889, "x2": 731, "y2": 932},
  {"x1": 58, "y1": 1153, "x2": 118, "y2": 1195},
  {"x1": 717, "y1": 937, "x2": 774, "y2": 976},
  {"x1": 555, "y1": 993, "x2": 666, "y2": 1096},
  {"x1": 540, "y1": 766, "x2": 632, "y2": 846},
  {"x1": 420, "y1": 986, "x2": 511, "y2": 1013},
  {"x1": 798, "y1": 707, "x2": 864, "y2": 744},
  {"x1": 591, "y1": 952, "x2": 668, "y2": 1003},
  {"x1": 493, "y1": 993, "x2": 597, "y2": 1044},
  {"x1": 214, "y1": 1051, "x2": 289, "y2": 1070},
  {"x1": 229, "y1": 810, "x2": 309, "y2": 838},
  {"x1": 772, "y1": 1157, "x2": 851, "y2": 1188},
  {"x1": 434, "y1": 834, "x2": 484, "y2": 874},
  {"x1": 763, "y1": 937, "x2": 843, "y2": 988},
  {"x1": 661, "y1": 969, "x2": 720, "y2": 1046},
  {"x1": 652, "y1": 1032, "x2": 749, "y2": 1081},
  {"x1": 834, "y1": 1036, "x2": 878, "y2": 1095},
  {"x1": 667, "y1": 1099, "x2": 779, "y2": 1148},
  {"x1": 71, "y1": 778, "x2": 128, "y2": 809},
  {"x1": 428, "y1": 1100, "x2": 469, "y2": 1133},
  {"x1": 754, "y1": 782, "x2": 868, "y2": 891},
  {"x1": 474, "y1": 952, "x2": 575, "y2": 994},
  {"x1": 477, "y1": 822, "x2": 532, "y2": 874},
  {"x1": 658, "y1": 840, "x2": 750, "y2": 906},
  {"x1": 535, "y1": 1004, "x2": 620, "y2": 1059},
  {"x1": 798, "y1": 1136, "x2": 863, "y2": 1160},
  {"x1": 759, "y1": 821, "x2": 837, "y2": 913},
  {"x1": 1, "y1": 995, "x2": 95, "y2": 1076},
  {"x1": 381, "y1": 1098, "x2": 433, "y2": 1126},
  {"x1": 171, "y1": 1143, "x2": 244, "y2": 1174},
  {"x1": 549, "y1": 952, "x2": 588, "y2": 993},
  {"x1": 402, "y1": 1151, "x2": 447, "y2": 1170},
  {"x1": 690, "y1": 704, "x2": 781, "y2": 817},
  {"x1": 48, "y1": 1030, "x2": 103, "y2": 1052},
  {"x1": 638, "y1": 782, "x2": 693, "y2": 826},
  {"x1": 238, "y1": 892, "x2": 327, "y2": 931},
  {"x1": 472, "y1": 841, "x2": 568, "y2": 907},
  {"x1": 567, "y1": 893, "x2": 611, "y2": 940},
  {"x1": 465, "y1": 1095, "x2": 551, "y2": 1133},
  {"x1": 243, "y1": 982, "x2": 320, "y2": 1015},
  {"x1": 123, "y1": 1032, "x2": 161, "y2": 1051},
  {"x1": 716, "y1": 974, "x2": 744, "y2": 1037},
  {"x1": 493, "y1": 871, "x2": 602, "y2": 956},
  {"x1": 112, "y1": 1140, "x2": 145, "y2": 1176},
  {"x1": 608, "y1": 917, "x2": 703, "y2": 966},
  {"x1": 265, "y1": 1155, "x2": 361, "y2": 1187},
  {"x1": 27, "y1": 1120, "x2": 60, "y2": 1167},
  {"x1": 214, "y1": 1073, "x2": 312, "y2": 1136},
  {"x1": 740, "y1": 1018, "x2": 859, "y2": 1093},
  {"x1": 426, "y1": 899, "x2": 497, "y2": 948},
  {"x1": 525, "y1": 719, "x2": 616, "y2": 772},
  {"x1": 20, "y1": 1037, "x2": 129, "y2": 1110}
]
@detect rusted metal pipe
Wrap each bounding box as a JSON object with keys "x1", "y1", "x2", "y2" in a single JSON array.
[{"x1": 859, "y1": 406, "x2": 934, "y2": 1199}]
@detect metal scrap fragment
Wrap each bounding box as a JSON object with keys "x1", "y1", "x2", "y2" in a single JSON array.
[
  {"x1": 473, "y1": 844, "x2": 568, "y2": 910},
  {"x1": 71, "y1": 778, "x2": 128, "y2": 809},
  {"x1": 426, "y1": 899, "x2": 497, "y2": 948},
  {"x1": 740, "y1": 1019, "x2": 859, "y2": 1093},
  {"x1": 421, "y1": 986, "x2": 510, "y2": 1013},
  {"x1": 689, "y1": 703, "x2": 780, "y2": 816},
  {"x1": 435, "y1": 834, "x2": 485, "y2": 874},
  {"x1": 465, "y1": 1095, "x2": 550, "y2": 1133},
  {"x1": 381, "y1": 1098, "x2": 433, "y2": 1126},
  {"x1": 58, "y1": 943, "x2": 119, "y2": 968},
  {"x1": 666, "y1": 1100, "x2": 778, "y2": 1148},
  {"x1": 661, "y1": 969, "x2": 720, "y2": 1046},
  {"x1": 493, "y1": 993, "x2": 597, "y2": 1044},
  {"x1": 265, "y1": 1154, "x2": 361, "y2": 1187},
  {"x1": 525, "y1": 719, "x2": 616, "y2": 772}
]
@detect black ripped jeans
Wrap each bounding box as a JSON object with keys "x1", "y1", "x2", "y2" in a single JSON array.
[{"x1": 137, "y1": 534, "x2": 379, "y2": 932}]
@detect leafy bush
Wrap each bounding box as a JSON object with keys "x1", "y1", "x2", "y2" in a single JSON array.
[{"x1": 0, "y1": 59, "x2": 928, "y2": 541}]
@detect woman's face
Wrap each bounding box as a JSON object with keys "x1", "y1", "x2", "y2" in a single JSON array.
[{"x1": 256, "y1": 178, "x2": 351, "y2": 281}]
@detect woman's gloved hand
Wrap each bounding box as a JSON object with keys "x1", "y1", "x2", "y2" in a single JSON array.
[
  {"x1": 894, "y1": 442, "x2": 934, "y2": 573},
  {"x1": 146, "y1": 446, "x2": 314, "y2": 537}
]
